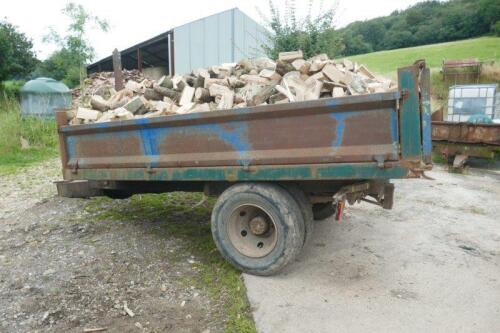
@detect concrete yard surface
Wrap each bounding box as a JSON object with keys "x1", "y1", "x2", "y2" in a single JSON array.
[{"x1": 244, "y1": 168, "x2": 500, "y2": 333}]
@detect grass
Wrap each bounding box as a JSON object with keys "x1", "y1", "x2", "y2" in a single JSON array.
[
  {"x1": 345, "y1": 37, "x2": 500, "y2": 75},
  {"x1": 0, "y1": 95, "x2": 58, "y2": 174},
  {"x1": 85, "y1": 192, "x2": 257, "y2": 333}
]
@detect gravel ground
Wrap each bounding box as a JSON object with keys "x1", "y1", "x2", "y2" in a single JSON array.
[
  {"x1": 244, "y1": 167, "x2": 500, "y2": 333},
  {"x1": 2, "y1": 159, "x2": 499, "y2": 333},
  {"x1": 0, "y1": 159, "x2": 232, "y2": 333}
]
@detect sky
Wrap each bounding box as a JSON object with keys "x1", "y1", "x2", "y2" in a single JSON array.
[{"x1": 1, "y1": 0, "x2": 425, "y2": 61}]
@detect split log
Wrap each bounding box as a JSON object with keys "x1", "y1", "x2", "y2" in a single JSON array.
[
  {"x1": 193, "y1": 76, "x2": 205, "y2": 89},
  {"x1": 144, "y1": 88, "x2": 163, "y2": 101},
  {"x1": 90, "y1": 95, "x2": 110, "y2": 112},
  {"x1": 278, "y1": 50, "x2": 303, "y2": 62},
  {"x1": 125, "y1": 80, "x2": 143, "y2": 93},
  {"x1": 209, "y1": 84, "x2": 231, "y2": 97},
  {"x1": 275, "y1": 60, "x2": 295, "y2": 76},
  {"x1": 194, "y1": 87, "x2": 211, "y2": 103},
  {"x1": 217, "y1": 91, "x2": 234, "y2": 110},
  {"x1": 357, "y1": 65, "x2": 376, "y2": 79},
  {"x1": 204, "y1": 78, "x2": 229, "y2": 89},
  {"x1": 123, "y1": 96, "x2": 147, "y2": 114},
  {"x1": 179, "y1": 86, "x2": 195, "y2": 106},
  {"x1": 153, "y1": 84, "x2": 181, "y2": 101},
  {"x1": 304, "y1": 79, "x2": 323, "y2": 101},
  {"x1": 228, "y1": 76, "x2": 246, "y2": 89},
  {"x1": 291, "y1": 59, "x2": 311, "y2": 74},
  {"x1": 343, "y1": 59, "x2": 355, "y2": 71},
  {"x1": 157, "y1": 75, "x2": 173, "y2": 88},
  {"x1": 332, "y1": 87, "x2": 346, "y2": 98},
  {"x1": 172, "y1": 76, "x2": 186, "y2": 91},
  {"x1": 248, "y1": 84, "x2": 276, "y2": 106},
  {"x1": 240, "y1": 74, "x2": 269, "y2": 85},
  {"x1": 322, "y1": 64, "x2": 345, "y2": 83},
  {"x1": 76, "y1": 107, "x2": 102, "y2": 121}
]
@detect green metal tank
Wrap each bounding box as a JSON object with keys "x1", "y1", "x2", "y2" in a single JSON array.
[{"x1": 20, "y1": 78, "x2": 72, "y2": 117}]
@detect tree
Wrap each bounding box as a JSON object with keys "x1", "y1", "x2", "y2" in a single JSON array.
[
  {"x1": 42, "y1": 2, "x2": 108, "y2": 87},
  {"x1": 342, "y1": 33, "x2": 372, "y2": 56},
  {"x1": 0, "y1": 20, "x2": 38, "y2": 82},
  {"x1": 493, "y1": 21, "x2": 500, "y2": 36},
  {"x1": 259, "y1": 0, "x2": 344, "y2": 60},
  {"x1": 338, "y1": 0, "x2": 499, "y2": 56}
]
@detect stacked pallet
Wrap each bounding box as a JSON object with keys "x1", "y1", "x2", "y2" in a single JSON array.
[{"x1": 69, "y1": 51, "x2": 396, "y2": 125}]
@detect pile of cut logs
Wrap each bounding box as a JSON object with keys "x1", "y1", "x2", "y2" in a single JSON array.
[{"x1": 69, "y1": 51, "x2": 396, "y2": 125}]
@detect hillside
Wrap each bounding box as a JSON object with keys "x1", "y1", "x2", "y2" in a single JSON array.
[
  {"x1": 339, "y1": 0, "x2": 500, "y2": 56},
  {"x1": 345, "y1": 37, "x2": 500, "y2": 75}
]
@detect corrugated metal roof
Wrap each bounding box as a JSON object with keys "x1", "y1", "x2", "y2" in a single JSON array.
[{"x1": 87, "y1": 8, "x2": 267, "y2": 75}]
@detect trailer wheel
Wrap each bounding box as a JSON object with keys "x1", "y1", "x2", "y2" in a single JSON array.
[
  {"x1": 312, "y1": 202, "x2": 337, "y2": 221},
  {"x1": 211, "y1": 183, "x2": 305, "y2": 276},
  {"x1": 280, "y1": 184, "x2": 314, "y2": 246}
]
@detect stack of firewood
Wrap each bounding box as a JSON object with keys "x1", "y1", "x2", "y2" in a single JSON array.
[{"x1": 68, "y1": 51, "x2": 396, "y2": 125}]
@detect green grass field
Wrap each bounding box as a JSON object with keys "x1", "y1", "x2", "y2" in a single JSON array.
[
  {"x1": 346, "y1": 37, "x2": 500, "y2": 75},
  {"x1": 0, "y1": 96, "x2": 58, "y2": 174}
]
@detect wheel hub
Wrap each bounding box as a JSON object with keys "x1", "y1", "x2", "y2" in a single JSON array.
[
  {"x1": 249, "y1": 216, "x2": 269, "y2": 235},
  {"x1": 226, "y1": 204, "x2": 278, "y2": 258}
]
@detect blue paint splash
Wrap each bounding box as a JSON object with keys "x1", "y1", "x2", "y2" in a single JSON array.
[{"x1": 330, "y1": 112, "x2": 357, "y2": 148}]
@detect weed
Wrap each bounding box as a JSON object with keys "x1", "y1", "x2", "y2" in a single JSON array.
[{"x1": 0, "y1": 96, "x2": 58, "y2": 173}]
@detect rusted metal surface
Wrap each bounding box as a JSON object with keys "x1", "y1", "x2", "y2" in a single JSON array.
[
  {"x1": 433, "y1": 142, "x2": 499, "y2": 160},
  {"x1": 64, "y1": 163, "x2": 409, "y2": 182},
  {"x1": 442, "y1": 59, "x2": 481, "y2": 85},
  {"x1": 432, "y1": 121, "x2": 500, "y2": 146},
  {"x1": 59, "y1": 92, "x2": 401, "y2": 172}
]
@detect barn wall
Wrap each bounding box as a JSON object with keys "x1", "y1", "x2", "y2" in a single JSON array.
[{"x1": 173, "y1": 8, "x2": 267, "y2": 74}]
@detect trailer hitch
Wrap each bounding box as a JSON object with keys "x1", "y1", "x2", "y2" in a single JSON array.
[{"x1": 331, "y1": 181, "x2": 395, "y2": 221}]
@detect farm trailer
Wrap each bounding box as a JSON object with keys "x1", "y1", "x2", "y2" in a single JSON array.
[
  {"x1": 55, "y1": 61, "x2": 432, "y2": 276},
  {"x1": 432, "y1": 122, "x2": 500, "y2": 167}
]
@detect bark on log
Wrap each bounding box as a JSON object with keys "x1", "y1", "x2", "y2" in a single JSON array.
[
  {"x1": 144, "y1": 88, "x2": 163, "y2": 101},
  {"x1": 153, "y1": 84, "x2": 181, "y2": 101},
  {"x1": 275, "y1": 60, "x2": 295, "y2": 76},
  {"x1": 194, "y1": 87, "x2": 211, "y2": 103},
  {"x1": 249, "y1": 84, "x2": 276, "y2": 106}
]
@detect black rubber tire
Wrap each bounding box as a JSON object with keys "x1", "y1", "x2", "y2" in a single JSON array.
[
  {"x1": 211, "y1": 183, "x2": 305, "y2": 276},
  {"x1": 312, "y1": 202, "x2": 337, "y2": 221},
  {"x1": 280, "y1": 184, "x2": 314, "y2": 247}
]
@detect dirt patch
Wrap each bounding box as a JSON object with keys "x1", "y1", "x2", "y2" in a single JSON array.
[{"x1": 0, "y1": 161, "x2": 255, "y2": 333}]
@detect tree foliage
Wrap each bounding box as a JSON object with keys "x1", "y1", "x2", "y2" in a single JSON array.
[
  {"x1": 259, "y1": 0, "x2": 344, "y2": 60},
  {"x1": 0, "y1": 20, "x2": 38, "y2": 82},
  {"x1": 340, "y1": 0, "x2": 500, "y2": 56},
  {"x1": 37, "y1": 2, "x2": 108, "y2": 87}
]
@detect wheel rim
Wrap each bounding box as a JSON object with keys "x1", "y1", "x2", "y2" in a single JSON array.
[{"x1": 227, "y1": 204, "x2": 278, "y2": 258}]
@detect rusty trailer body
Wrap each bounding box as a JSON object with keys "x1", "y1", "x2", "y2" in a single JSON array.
[
  {"x1": 432, "y1": 121, "x2": 500, "y2": 164},
  {"x1": 55, "y1": 62, "x2": 432, "y2": 275}
]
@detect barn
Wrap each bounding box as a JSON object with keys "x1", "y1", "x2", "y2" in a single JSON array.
[{"x1": 86, "y1": 8, "x2": 268, "y2": 78}]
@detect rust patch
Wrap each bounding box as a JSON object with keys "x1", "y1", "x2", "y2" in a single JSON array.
[
  {"x1": 73, "y1": 135, "x2": 143, "y2": 158},
  {"x1": 342, "y1": 110, "x2": 393, "y2": 146},
  {"x1": 247, "y1": 113, "x2": 337, "y2": 150}
]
